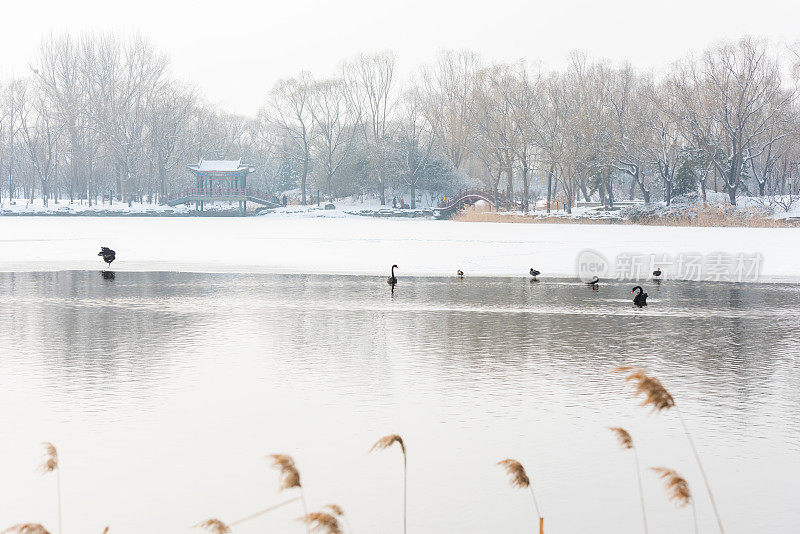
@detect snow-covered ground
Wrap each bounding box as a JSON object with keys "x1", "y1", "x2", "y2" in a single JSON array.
[
  {"x1": 0, "y1": 198, "x2": 196, "y2": 215},
  {"x1": 0, "y1": 214, "x2": 797, "y2": 282}
]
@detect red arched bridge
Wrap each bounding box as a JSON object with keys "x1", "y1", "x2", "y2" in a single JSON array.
[
  {"x1": 165, "y1": 187, "x2": 281, "y2": 210},
  {"x1": 436, "y1": 189, "x2": 501, "y2": 216}
]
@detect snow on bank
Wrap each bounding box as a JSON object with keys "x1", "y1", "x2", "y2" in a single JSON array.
[{"x1": 0, "y1": 215, "x2": 798, "y2": 282}]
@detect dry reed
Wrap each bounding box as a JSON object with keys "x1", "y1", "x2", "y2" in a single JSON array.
[
  {"x1": 497, "y1": 459, "x2": 543, "y2": 534},
  {"x1": 267, "y1": 454, "x2": 309, "y2": 534},
  {"x1": 267, "y1": 454, "x2": 302, "y2": 491},
  {"x1": 37, "y1": 443, "x2": 58, "y2": 474},
  {"x1": 614, "y1": 367, "x2": 675, "y2": 412},
  {"x1": 323, "y1": 504, "x2": 344, "y2": 516},
  {"x1": 608, "y1": 428, "x2": 648, "y2": 534},
  {"x1": 371, "y1": 434, "x2": 407, "y2": 534},
  {"x1": 193, "y1": 519, "x2": 231, "y2": 534},
  {"x1": 452, "y1": 202, "x2": 797, "y2": 227},
  {"x1": 37, "y1": 442, "x2": 61, "y2": 534},
  {"x1": 651, "y1": 467, "x2": 698, "y2": 534},
  {"x1": 2, "y1": 525, "x2": 50, "y2": 534},
  {"x1": 608, "y1": 427, "x2": 633, "y2": 450},
  {"x1": 298, "y1": 512, "x2": 342, "y2": 534},
  {"x1": 616, "y1": 367, "x2": 724, "y2": 533}
]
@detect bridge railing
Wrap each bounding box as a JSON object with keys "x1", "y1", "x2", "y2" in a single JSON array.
[
  {"x1": 165, "y1": 188, "x2": 280, "y2": 204},
  {"x1": 438, "y1": 189, "x2": 500, "y2": 210}
]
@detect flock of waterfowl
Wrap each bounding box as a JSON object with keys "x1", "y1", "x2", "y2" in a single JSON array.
[
  {"x1": 97, "y1": 245, "x2": 654, "y2": 307},
  {"x1": 387, "y1": 264, "x2": 657, "y2": 307}
]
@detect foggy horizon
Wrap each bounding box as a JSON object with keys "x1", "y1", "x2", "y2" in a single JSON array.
[{"x1": 3, "y1": 0, "x2": 799, "y2": 116}]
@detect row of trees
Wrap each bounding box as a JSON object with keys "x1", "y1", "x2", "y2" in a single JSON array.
[{"x1": 1, "y1": 33, "x2": 799, "y2": 210}]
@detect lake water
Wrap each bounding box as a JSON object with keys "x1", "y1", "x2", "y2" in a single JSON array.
[{"x1": 0, "y1": 271, "x2": 798, "y2": 534}]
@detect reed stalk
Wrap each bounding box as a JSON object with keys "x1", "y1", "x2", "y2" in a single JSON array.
[
  {"x1": 497, "y1": 459, "x2": 543, "y2": 533},
  {"x1": 651, "y1": 467, "x2": 697, "y2": 534},
  {"x1": 268, "y1": 454, "x2": 309, "y2": 534},
  {"x1": 37, "y1": 443, "x2": 61, "y2": 534},
  {"x1": 370, "y1": 434, "x2": 406, "y2": 534},
  {"x1": 616, "y1": 367, "x2": 724, "y2": 533},
  {"x1": 608, "y1": 427, "x2": 648, "y2": 534}
]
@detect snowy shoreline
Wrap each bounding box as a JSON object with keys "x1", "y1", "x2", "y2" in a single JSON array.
[{"x1": 0, "y1": 215, "x2": 797, "y2": 283}]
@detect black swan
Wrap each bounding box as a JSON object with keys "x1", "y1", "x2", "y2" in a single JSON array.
[
  {"x1": 387, "y1": 264, "x2": 398, "y2": 285},
  {"x1": 632, "y1": 285, "x2": 648, "y2": 306},
  {"x1": 585, "y1": 276, "x2": 599, "y2": 288},
  {"x1": 529, "y1": 268, "x2": 540, "y2": 280},
  {"x1": 98, "y1": 247, "x2": 116, "y2": 268},
  {"x1": 653, "y1": 267, "x2": 662, "y2": 278},
  {"x1": 457, "y1": 270, "x2": 464, "y2": 278}
]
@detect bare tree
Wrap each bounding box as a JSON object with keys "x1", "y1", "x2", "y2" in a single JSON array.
[
  {"x1": 674, "y1": 37, "x2": 796, "y2": 205},
  {"x1": 343, "y1": 51, "x2": 397, "y2": 204},
  {"x1": 267, "y1": 72, "x2": 314, "y2": 204},
  {"x1": 309, "y1": 78, "x2": 357, "y2": 200},
  {"x1": 19, "y1": 79, "x2": 60, "y2": 206}
]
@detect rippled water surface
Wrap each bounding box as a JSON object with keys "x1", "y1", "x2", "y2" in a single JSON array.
[{"x1": 0, "y1": 272, "x2": 798, "y2": 533}]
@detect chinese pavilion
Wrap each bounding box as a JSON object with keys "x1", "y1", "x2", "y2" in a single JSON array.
[{"x1": 165, "y1": 158, "x2": 280, "y2": 213}]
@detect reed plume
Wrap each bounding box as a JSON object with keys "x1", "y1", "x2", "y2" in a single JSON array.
[
  {"x1": 497, "y1": 459, "x2": 543, "y2": 534},
  {"x1": 193, "y1": 519, "x2": 231, "y2": 534},
  {"x1": 651, "y1": 467, "x2": 697, "y2": 534},
  {"x1": 616, "y1": 366, "x2": 724, "y2": 533},
  {"x1": 615, "y1": 367, "x2": 674, "y2": 412},
  {"x1": 323, "y1": 504, "x2": 352, "y2": 532},
  {"x1": 323, "y1": 504, "x2": 344, "y2": 516},
  {"x1": 268, "y1": 454, "x2": 309, "y2": 534},
  {"x1": 37, "y1": 442, "x2": 62, "y2": 534},
  {"x1": 298, "y1": 511, "x2": 342, "y2": 534},
  {"x1": 608, "y1": 427, "x2": 648, "y2": 534},
  {"x1": 370, "y1": 434, "x2": 407, "y2": 534},
  {"x1": 2, "y1": 525, "x2": 50, "y2": 534}
]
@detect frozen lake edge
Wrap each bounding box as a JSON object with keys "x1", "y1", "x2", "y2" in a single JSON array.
[{"x1": 0, "y1": 215, "x2": 797, "y2": 283}]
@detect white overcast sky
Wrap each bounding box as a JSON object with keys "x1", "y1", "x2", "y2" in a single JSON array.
[{"x1": 1, "y1": 0, "x2": 798, "y2": 115}]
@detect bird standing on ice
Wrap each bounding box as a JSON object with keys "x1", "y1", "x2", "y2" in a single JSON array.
[
  {"x1": 98, "y1": 247, "x2": 116, "y2": 269},
  {"x1": 529, "y1": 268, "x2": 540, "y2": 280}
]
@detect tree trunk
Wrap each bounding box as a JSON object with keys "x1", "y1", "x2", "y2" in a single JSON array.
[
  {"x1": 521, "y1": 162, "x2": 530, "y2": 213},
  {"x1": 301, "y1": 155, "x2": 308, "y2": 205},
  {"x1": 665, "y1": 180, "x2": 673, "y2": 206},
  {"x1": 546, "y1": 163, "x2": 554, "y2": 213}
]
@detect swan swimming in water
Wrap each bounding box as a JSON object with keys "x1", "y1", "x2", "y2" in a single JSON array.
[
  {"x1": 632, "y1": 285, "x2": 648, "y2": 306},
  {"x1": 387, "y1": 264, "x2": 398, "y2": 285}
]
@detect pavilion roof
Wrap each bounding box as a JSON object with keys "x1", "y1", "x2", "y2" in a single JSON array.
[{"x1": 188, "y1": 159, "x2": 251, "y2": 173}]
